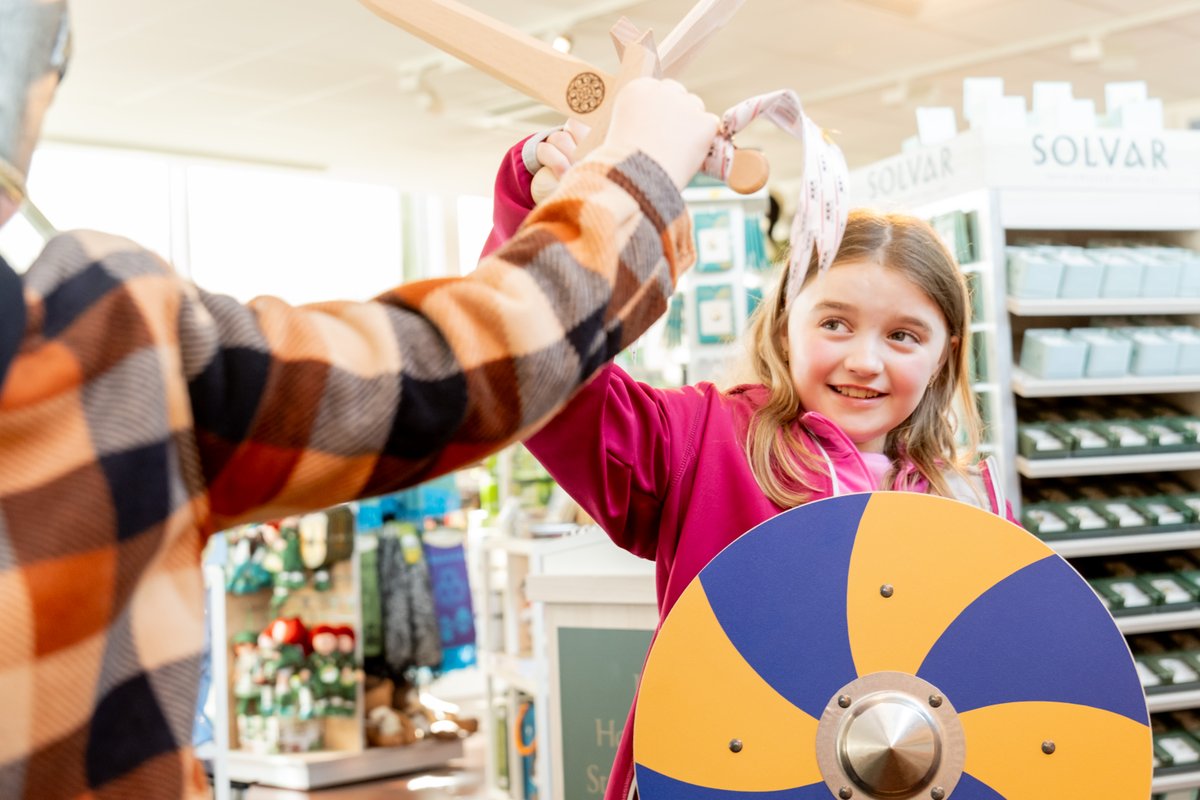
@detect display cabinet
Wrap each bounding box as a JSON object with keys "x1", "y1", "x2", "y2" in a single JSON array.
[
  {"x1": 852, "y1": 126, "x2": 1200, "y2": 796},
  {"x1": 205, "y1": 518, "x2": 463, "y2": 796}
]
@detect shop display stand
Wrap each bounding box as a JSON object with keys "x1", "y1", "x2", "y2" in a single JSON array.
[
  {"x1": 476, "y1": 530, "x2": 559, "y2": 800},
  {"x1": 474, "y1": 521, "x2": 654, "y2": 800},
  {"x1": 204, "y1": 539, "x2": 462, "y2": 794},
  {"x1": 852, "y1": 127, "x2": 1200, "y2": 796}
]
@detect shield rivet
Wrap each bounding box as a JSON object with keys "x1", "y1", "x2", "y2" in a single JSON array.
[
  {"x1": 880, "y1": 584, "x2": 895, "y2": 598},
  {"x1": 838, "y1": 695, "x2": 852, "y2": 708},
  {"x1": 929, "y1": 694, "x2": 943, "y2": 708},
  {"x1": 931, "y1": 788, "x2": 946, "y2": 800},
  {"x1": 1042, "y1": 741, "x2": 1056, "y2": 755},
  {"x1": 838, "y1": 787, "x2": 853, "y2": 799},
  {"x1": 729, "y1": 739, "x2": 743, "y2": 753}
]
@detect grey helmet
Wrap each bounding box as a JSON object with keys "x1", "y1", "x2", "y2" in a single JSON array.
[{"x1": 0, "y1": 0, "x2": 71, "y2": 209}]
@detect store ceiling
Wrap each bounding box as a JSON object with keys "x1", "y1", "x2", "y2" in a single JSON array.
[{"x1": 44, "y1": 0, "x2": 1200, "y2": 196}]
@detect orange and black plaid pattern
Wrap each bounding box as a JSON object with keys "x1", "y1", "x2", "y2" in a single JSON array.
[{"x1": 0, "y1": 146, "x2": 694, "y2": 799}]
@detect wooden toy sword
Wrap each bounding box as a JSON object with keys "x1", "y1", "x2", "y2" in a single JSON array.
[{"x1": 357, "y1": 0, "x2": 770, "y2": 194}]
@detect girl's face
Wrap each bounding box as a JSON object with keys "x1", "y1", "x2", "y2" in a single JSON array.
[{"x1": 784, "y1": 259, "x2": 954, "y2": 453}]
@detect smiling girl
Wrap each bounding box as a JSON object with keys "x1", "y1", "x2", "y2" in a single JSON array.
[{"x1": 482, "y1": 137, "x2": 1013, "y2": 800}]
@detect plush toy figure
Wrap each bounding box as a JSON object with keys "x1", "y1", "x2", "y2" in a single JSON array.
[
  {"x1": 261, "y1": 616, "x2": 310, "y2": 718},
  {"x1": 308, "y1": 624, "x2": 341, "y2": 717},
  {"x1": 265, "y1": 616, "x2": 311, "y2": 655},
  {"x1": 299, "y1": 513, "x2": 332, "y2": 591},
  {"x1": 334, "y1": 624, "x2": 359, "y2": 716},
  {"x1": 254, "y1": 629, "x2": 280, "y2": 717},
  {"x1": 290, "y1": 666, "x2": 316, "y2": 720},
  {"x1": 276, "y1": 519, "x2": 309, "y2": 595},
  {"x1": 226, "y1": 525, "x2": 273, "y2": 595},
  {"x1": 274, "y1": 643, "x2": 305, "y2": 717},
  {"x1": 231, "y1": 630, "x2": 261, "y2": 717}
]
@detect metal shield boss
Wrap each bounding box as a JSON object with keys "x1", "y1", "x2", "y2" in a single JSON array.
[{"x1": 634, "y1": 492, "x2": 1151, "y2": 799}]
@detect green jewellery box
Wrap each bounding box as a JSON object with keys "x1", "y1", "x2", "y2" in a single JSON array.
[
  {"x1": 1131, "y1": 497, "x2": 1197, "y2": 529},
  {"x1": 1093, "y1": 420, "x2": 1157, "y2": 455},
  {"x1": 1020, "y1": 502, "x2": 1074, "y2": 539},
  {"x1": 1137, "y1": 654, "x2": 1173, "y2": 690},
  {"x1": 1059, "y1": 421, "x2": 1121, "y2": 457},
  {"x1": 1143, "y1": 419, "x2": 1200, "y2": 452},
  {"x1": 1154, "y1": 731, "x2": 1200, "y2": 774},
  {"x1": 1090, "y1": 575, "x2": 1165, "y2": 616},
  {"x1": 1017, "y1": 423, "x2": 1074, "y2": 459},
  {"x1": 1061, "y1": 501, "x2": 1120, "y2": 533},
  {"x1": 1145, "y1": 653, "x2": 1200, "y2": 687},
  {"x1": 1173, "y1": 570, "x2": 1200, "y2": 597},
  {"x1": 1091, "y1": 499, "x2": 1151, "y2": 531},
  {"x1": 1143, "y1": 573, "x2": 1200, "y2": 613},
  {"x1": 1171, "y1": 493, "x2": 1200, "y2": 521},
  {"x1": 1169, "y1": 418, "x2": 1200, "y2": 445}
]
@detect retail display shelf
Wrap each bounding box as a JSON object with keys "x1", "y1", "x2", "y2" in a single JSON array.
[
  {"x1": 1049, "y1": 530, "x2": 1200, "y2": 558},
  {"x1": 1148, "y1": 689, "x2": 1200, "y2": 713},
  {"x1": 1007, "y1": 297, "x2": 1200, "y2": 317},
  {"x1": 1153, "y1": 769, "x2": 1200, "y2": 793},
  {"x1": 852, "y1": 127, "x2": 1200, "y2": 799},
  {"x1": 1011, "y1": 368, "x2": 1200, "y2": 398},
  {"x1": 1016, "y1": 453, "x2": 1200, "y2": 479},
  {"x1": 483, "y1": 652, "x2": 542, "y2": 696},
  {"x1": 480, "y1": 531, "x2": 593, "y2": 557},
  {"x1": 225, "y1": 739, "x2": 464, "y2": 790},
  {"x1": 1116, "y1": 609, "x2": 1200, "y2": 635},
  {"x1": 525, "y1": 573, "x2": 655, "y2": 606}
]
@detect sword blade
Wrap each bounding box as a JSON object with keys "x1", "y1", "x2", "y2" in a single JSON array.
[
  {"x1": 658, "y1": 0, "x2": 746, "y2": 76},
  {"x1": 359, "y1": 0, "x2": 616, "y2": 120}
]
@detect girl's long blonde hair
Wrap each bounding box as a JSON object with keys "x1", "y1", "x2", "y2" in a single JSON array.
[{"x1": 742, "y1": 209, "x2": 980, "y2": 508}]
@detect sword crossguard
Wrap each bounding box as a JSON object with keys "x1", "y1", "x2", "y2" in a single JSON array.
[{"x1": 533, "y1": 18, "x2": 770, "y2": 202}]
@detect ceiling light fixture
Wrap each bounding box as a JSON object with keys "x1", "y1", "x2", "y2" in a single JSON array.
[
  {"x1": 881, "y1": 81, "x2": 909, "y2": 106},
  {"x1": 1068, "y1": 35, "x2": 1104, "y2": 64}
]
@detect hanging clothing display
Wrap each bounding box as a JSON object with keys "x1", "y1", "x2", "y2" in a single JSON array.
[
  {"x1": 377, "y1": 522, "x2": 443, "y2": 675},
  {"x1": 423, "y1": 529, "x2": 477, "y2": 671}
]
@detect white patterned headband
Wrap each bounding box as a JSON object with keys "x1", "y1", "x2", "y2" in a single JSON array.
[{"x1": 701, "y1": 90, "x2": 850, "y2": 306}]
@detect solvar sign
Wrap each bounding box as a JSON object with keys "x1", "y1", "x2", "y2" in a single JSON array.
[
  {"x1": 855, "y1": 129, "x2": 1187, "y2": 205},
  {"x1": 862, "y1": 147, "x2": 956, "y2": 203},
  {"x1": 1031, "y1": 133, "x2": 1168, "y2": 171}
]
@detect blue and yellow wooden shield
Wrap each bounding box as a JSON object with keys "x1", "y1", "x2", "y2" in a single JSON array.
[{"x1": 634, "y1": 492, "x2": 1151, "y2": 799}]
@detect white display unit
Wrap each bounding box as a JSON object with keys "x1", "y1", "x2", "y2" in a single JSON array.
[
  {"x1": 851, "y1": 127, "x2": 1200, "y2": 796},
  {"x1": 474, "y1": 525, "x2": 654, "y2": 800}
]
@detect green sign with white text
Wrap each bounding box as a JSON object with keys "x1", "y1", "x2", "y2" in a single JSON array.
[{"x1": 558, "y1": 627, "x2": 654, "y2": 799}]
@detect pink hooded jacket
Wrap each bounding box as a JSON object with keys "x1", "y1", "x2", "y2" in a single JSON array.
[{"x1": 483, "y1": 140, "x2": 1010, "y2": 800}]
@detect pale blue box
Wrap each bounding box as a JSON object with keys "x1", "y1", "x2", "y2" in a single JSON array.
[
  {"x1": 1020, "y1": 328, "x2": 1088, "y2": 379},
  {"x1": 1091, "y1": 249, "x2": 1144, "y2": 298},
  {"x1": 1043, "y1": 246, "x2": 1102, "y2": 299},
  {"x1": 1120, "y1": 329, "x2": 1180, "y2": 376},
  {"x1": 1179, "y1": 251, "x2": 1200, "y2": 297},
  {"x1": 1070, "y1": 329, "x2": 1132, "y2": 378},
  {"x1": 1166, "y1": 327, "x2": 1200, "y2": 374},
  {"x1": 1007, "y1": 247, "x2": 1062, "y2": 299},
  {"x1": 1132, "y1": 249, "x2": 1183, "y2": 298}
]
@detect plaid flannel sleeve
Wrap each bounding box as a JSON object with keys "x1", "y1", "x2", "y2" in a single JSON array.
[{"x1": 187, "y1": 146, "x2": 694, "y2": 532}]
